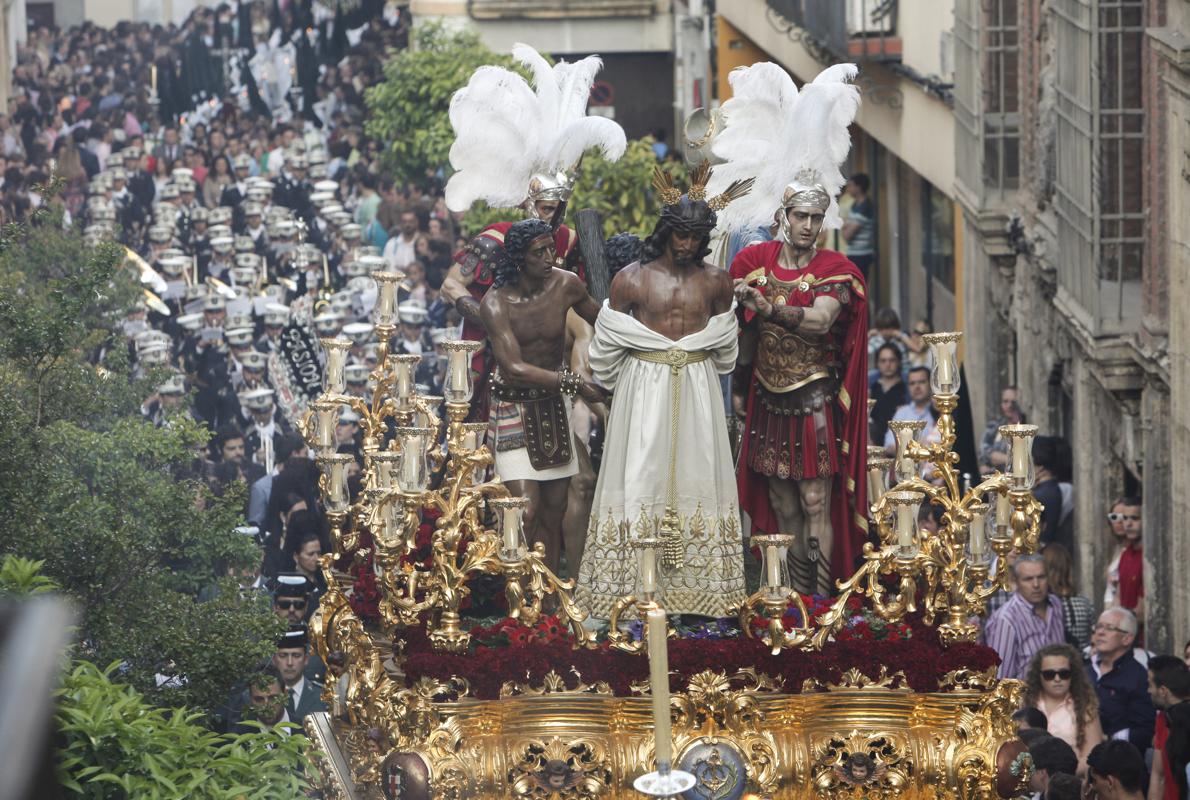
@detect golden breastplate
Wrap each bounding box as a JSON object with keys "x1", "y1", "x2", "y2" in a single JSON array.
[{"x1": 754, "y1": 273, "x2": 834, "y2": 394}]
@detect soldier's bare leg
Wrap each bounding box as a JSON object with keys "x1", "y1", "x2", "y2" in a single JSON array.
[
  {"x1": 767, "y1": 478, "x2": 812, "y2": 593},
  {"x1": 508, "y1": 476, "x2": 570, "y2": 578},
  {"x1": 797, "y1": 476, "x2": 833, "y2": 595},
  {"x1": 562, "y1": 435, "x2": 595, "y2": 579}
]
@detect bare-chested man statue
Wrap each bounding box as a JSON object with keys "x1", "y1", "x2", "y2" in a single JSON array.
[
  {"x1": 480, "y1": 218, "x2": 606, "y2": 577},
  {"x1": 575, "y1": 165, "x2": 752, "y2": 619}
]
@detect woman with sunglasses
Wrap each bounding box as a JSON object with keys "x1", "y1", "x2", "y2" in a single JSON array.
[{"x1": 1025, "y1": 643, "x2": 1105, "y2": 774}]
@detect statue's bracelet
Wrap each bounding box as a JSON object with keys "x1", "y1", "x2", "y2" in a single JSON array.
[{"x1": 558, "y1": 370, "x2": 584, "y2": 396}]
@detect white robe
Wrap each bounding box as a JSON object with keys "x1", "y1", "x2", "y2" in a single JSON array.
[{"x1": 576, "y1": 302, "x2": 746, "y2": 618}]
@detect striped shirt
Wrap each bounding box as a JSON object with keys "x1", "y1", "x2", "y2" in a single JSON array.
[{"x1": 984, "y1": 592, "x2": 1066, "y2": 680}]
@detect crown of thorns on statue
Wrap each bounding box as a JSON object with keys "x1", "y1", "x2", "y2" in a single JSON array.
[{"x1": 652, "y1": 160, "x2": 755, "y2": 219}]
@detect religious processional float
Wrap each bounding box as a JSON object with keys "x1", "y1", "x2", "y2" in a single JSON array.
[
  {"x1": 294, "y1": 44, "x2": 1041, "y2": 800},
  {"x1": 298, "y1": 286, "x2": 1040, "y2": 799}
]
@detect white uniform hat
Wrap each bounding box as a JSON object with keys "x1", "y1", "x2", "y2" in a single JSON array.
[
  {"x1": 225, "y1": 327, "x2": 254, "y2": 347},
  {"x1": 398, "y1": 301, "x2": 427, "y2": 325},
  {"x1": 238, "y1": 387, "x2": 275, "y2": 411},
  {"x1": 341, "y1": 322, "x2": 374, "y2": 345}
]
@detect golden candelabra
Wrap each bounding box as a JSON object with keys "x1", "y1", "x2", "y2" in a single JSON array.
[
  {"x1": 303, "y1": 272, "x2": 595, "y2": 661},
  {"x1": 299, "y1": 317, "x2": 1037, "y2": 799},
  {"x1": 736, "y1": 331, "x2": 1042, "y2": 652}
]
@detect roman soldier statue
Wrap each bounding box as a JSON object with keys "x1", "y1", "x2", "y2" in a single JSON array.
[
  {"x1": 438, "y1": 44, "x2": 627, "y2": 422},
  {"x1": 708, "y1": 62, "x2": 869, "y2": 595}
]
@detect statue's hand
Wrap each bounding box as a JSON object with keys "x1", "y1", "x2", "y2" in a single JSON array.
[
  {"x1": 734, "y1": 283, "x2": 773, "y2": 318},
  {"x1": 578, "y1": 380, "x2": 611, "y2": 406}
]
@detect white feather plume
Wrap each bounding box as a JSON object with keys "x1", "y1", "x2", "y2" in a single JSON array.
[
  {"x1": 707, "y1": 62, "x2": 860, "y2": 232},
  {"x1": 445, "y1": 44, "x2": 627, "y2": 213}
]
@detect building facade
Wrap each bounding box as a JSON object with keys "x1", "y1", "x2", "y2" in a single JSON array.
[
  {"x1": 410, "y1": 0, "x2": 682, "y2": 142},
  {"x1": 957, "y1": 0, "x2": 1188, "y2": 651}
]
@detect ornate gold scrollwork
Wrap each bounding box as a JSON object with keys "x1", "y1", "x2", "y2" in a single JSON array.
[
  {"x1": 810, "y1": 730, "x2": 912, "y2": 800},
  {"x1": 507, "y1": 737, "x2": 613, "y2": 799}
]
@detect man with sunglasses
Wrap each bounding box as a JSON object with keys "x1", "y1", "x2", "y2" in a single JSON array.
[
  {"x1": 1088, "y1": 608, "x2": 1155, "y2": 752},
  {"x1": 272, "y1": 574, "x2": 326, "y2": 684},
  {"x1": 273, "y1": 573, "x2": 312, "y2": 623}
]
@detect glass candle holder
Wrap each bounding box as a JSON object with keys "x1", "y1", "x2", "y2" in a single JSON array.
[
  {"x1": 369, "y1": 451, "x2": 400, "y2": 490},
  {"x1": 922, "y1": 331, "x2": 962, "y2": 395},
  {"x1": 310, "y1": 399, "x2": 340, "y2": 455},
  {"x1": 888, "y1": 420, "x2": 927, "y2": 482},
  {"x1": 489, "y1": 496, "x2": 529, "y2": 560},
  {"x1": 633, "y1": 537, "x2": 661, "y2": 601},
  {"x1": 388, "y1": 354, "x2": 420, "y2": 413},
  {"x1": 885, "y1": 490, "x2": 924, "y2": 555},
  {"x1": 417, "y1": 395, "x2": 443, "y2": 431},
  {"x1": 967, "y1": 501, "x2": 989, "y2": 561},
  {"x1": 441, "y1": 341, "x2": 482, "y2": 404},
  {"x1": 371, "y1": 271, "x2": 404, "y2": 327},
  {"x1": 867, "y1": 449, "x2": 893, "y2": 510},
  {"x1": 321, "y1": 337, "x2": 352, "y2": 395},
  {"x1": 993, "y1": 490, "x2": 1012, "y2": 543},
  {"x1": 999, "y1": 424, "x2": 1039, "y2": 489},
  {"x1": 751, "y1": 534, "x2": 793, "y2": 600},
  {"x1": 319, "y1": 453, "x2": 354, "y2": 514},
  {"x1": 395, "y1": 426, "x2": 433, "y2": 493},
  {"x1": 459, "y1": 422, "x2": 489, "y2": 486}
]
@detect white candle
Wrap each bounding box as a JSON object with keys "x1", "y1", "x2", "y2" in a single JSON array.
[
  {"x1": 646, "y1": 608, "x2": 673, "y2": 767},
  {"x1": 502, "y1": 505, "x2": 521, "y2": 555},
  {"x1": 765, "y1": 543, "x2": 780, "y2": 589},
  {"x1": 447, "y1": 349, "x2": 469, "y2": 400},
  {"x1": 316, "y1": 403, "x2": 337, "y2": 451},
  {"x1": 896, "y1": 502, "x2": 914, "y2": 549},
  {"x1": 263, "y1": 434, "x2": 274, "y2": 474},
  {"x1": 1011, "y1": 435, "x2": 1031, "y2": 484},
  {"x1": 399, "y1": 430, "x2": 427, "y2": 492},
  {"x1": 323, "y1": 339, "x2": 350, "y2": 394},
  {"x1": 996, "y1": 492, "x2": 1011, "y2": 530},
  {"x1": 151, "y1": 65, "x2": 157, "y2": 93},
  {"x1": 372, "y1": 452, "x2": 397, "y2": 489},
  {"x1": 326, "y1": 457, "x2": 348, "y2": 513},
  {"x1": 969, "y1": 505, "x2": 987, "y2": 559},
  {"x1": 392, "y1": 356, "x2": 416, "y2": 411},
  {"x1": 639, "y1": 545, "x2": 657, "y2": 595},
  {"x1": 867, "y1": 461, "x2": 888, "y2": 508},
  {"x1": 934, "y1": 342, "x2": 954, "y2": 389}
]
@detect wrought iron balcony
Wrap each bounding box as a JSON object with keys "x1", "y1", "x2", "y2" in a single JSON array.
[
  {"x1": 468, "y1": 0, "x2": 656, "y2": 20},
  {"x1": 765, "y1": 0, "x2": 902, "y2": 62}
]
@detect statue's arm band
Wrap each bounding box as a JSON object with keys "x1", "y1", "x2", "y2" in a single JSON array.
[
  {"x1": 767, "y1": 304, "x2": 805, "y2": 330},
  {"x1": 455, "y1": 296, "x2": 482, "y2": 323}
]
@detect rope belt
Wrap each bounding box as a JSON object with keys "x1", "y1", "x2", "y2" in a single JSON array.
[{"x1": 629, "y1": 348, "x2": 711, "y2": 569}]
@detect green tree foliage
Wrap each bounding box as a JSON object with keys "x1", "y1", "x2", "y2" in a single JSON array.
[
  {"x1": 0, "y1": 204, "x2": 283, "y2": 715},
  {"x1": 56, "y1": 661, "x2": 309, "y2": 800},
  {"x1": 365, "y1": 22, "x2": 524, "y2": 185},
  {"x1": 461, "y1": 139, "x2": 688, "y2": 239},
  {"x1": 0, "y1": 555, "x2": 60, "y2": 595}
]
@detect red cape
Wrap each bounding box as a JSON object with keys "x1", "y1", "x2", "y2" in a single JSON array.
[{"x1": 730, "y1": 243, "x2": 870, "y2": 581}]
